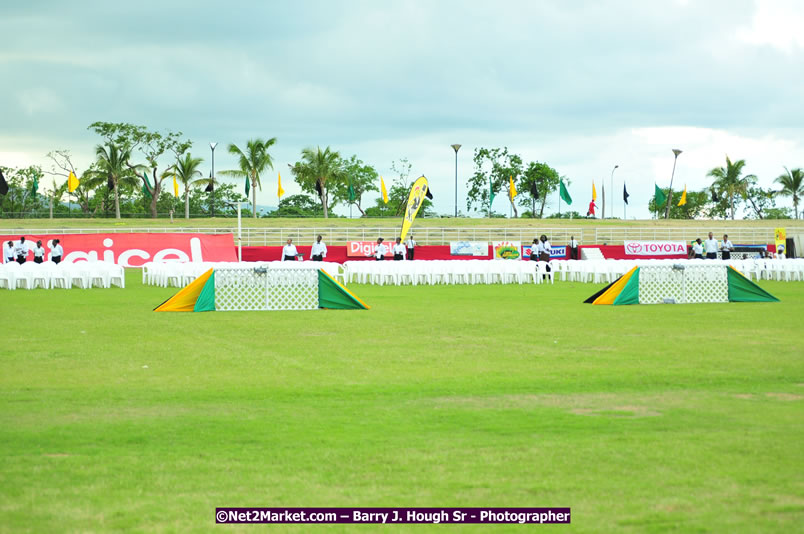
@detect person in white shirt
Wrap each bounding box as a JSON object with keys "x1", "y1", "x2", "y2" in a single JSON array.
[
  {"x1": 690, "y1": 238, "x2": 704, "y2": 259},
  {"x1": 33, "y1": 240, "x2": 45, "y2": 264},
  {"x1": 4, "y1": 241, "x2": 14, "y2": 264},
  {"x1": 569, "y1": 235, "x2": 579, "y2": 260},
  {"x1": 13, "y1": 236, "x2": 29, "y2": 264},
  {"x1": 51, "y1": 239, "x2": 64, "y2": 264},
  {"x1": 374, "y1": 237, "x2": 387, "y2": 261},
  {"x1": 310, "y1": 235, "x2": 327, "y2": 262},
  {"x1": 704, "y1": 232, "x2": 718, "y2": 259},
  {"x1": 281, "y1": 238, "x2": 298, "y2": 261},
  {"x1": 529, "y1": 238, "x2": 540, "y2": 261},
  {"x1": 720, "y1": 234, "x2": 733, "y2": 260},
  {"x1": 539, "y1": 235, "x2": 552, "y2": 262},
  {"x1": 405, "y1": 235, "x2": 416, "y2": 260},
  {"x1": 392, "y1": 237, "x2": 406, "y2": 260}
]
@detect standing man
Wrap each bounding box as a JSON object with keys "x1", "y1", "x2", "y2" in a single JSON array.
[
  {"x1": 51, "y1": 239, "x2": 63, "y2": 264},
  {"x1": 405, "y1": 234, "x2": 416, "y2": 260},
  {"x1": 281, "y1": 238, "x2": 298, "y2": 261},
  {"x1": 720, "y1": 234, "x2": 733, "y2": 261},
  {"x1": 569, "y1": 235, "x2": 579, "y2": 260},
  {"x1": 310, "y1": 235, "x2": 327, "y2": 262},
  {"x1": 4, "y1": 241, "x2": 14, "y2": 264},
  {"x1": 374, "y1": 238, "x2": 387, "y2": 261},
  {"x1": 392, "y1": 237, "x2": 406, "y2": 261},
  {"x1": 14, "y1": 236, "x2": 29, "y2": 264},
  {"x1": 704, "y1": 232, "x2": 718, "y2": 259}
]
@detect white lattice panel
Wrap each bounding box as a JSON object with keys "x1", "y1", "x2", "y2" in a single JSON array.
[
  {"x1": 214, "y1": 267, "x2": 318, "y2": 311},
  {"x1": 638, "y1": 264, "x2": 728, "y2": 304}
]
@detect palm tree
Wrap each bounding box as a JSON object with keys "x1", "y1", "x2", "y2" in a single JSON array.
[
  {"x1": 173, "y1": 153, "x2": 204, "y2": 219},
  {"x1": 293, "y1": 146, "x2": 341, "y2": 218},
  {"x1": 93, "y1": 143, "x2": 139, "y2": 219},
  {"x1": 775, "y1": 167, "x2": 804, "y2": 219},
  {"x1": 707, "y1": 155, "x2": 755, "y2": 220},
  {"x1": 220, "y1": 138, "x2": 276, "y2": 218}
]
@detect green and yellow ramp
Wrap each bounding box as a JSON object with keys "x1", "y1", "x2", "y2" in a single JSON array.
[
  {"x1": 584, "y1": 266, "x2": 778, "y2": 305},
  {"x1": 155, "y1": 268, "x2": 369, "y2": 312}
]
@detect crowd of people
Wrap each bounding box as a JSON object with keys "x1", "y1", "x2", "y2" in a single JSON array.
[
  {"x1": 3, "y1": 237, "x2": 63, "y2": 265},
  {"x1": 279, "y1": 234, "x2": 418, "y2": 262}
]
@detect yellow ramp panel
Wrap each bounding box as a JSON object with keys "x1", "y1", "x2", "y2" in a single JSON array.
[{"x1": 154, "y1": 269, "x2": 214, "y2": 312}]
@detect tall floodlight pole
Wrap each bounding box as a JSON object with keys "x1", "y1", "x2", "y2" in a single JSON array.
[
  {"x1": 210, "y1": 142, "x2": 217, "y2": 218},
  {"x1": 664, "y1": 149, "x2": 682, "y2": 219},
  {"x1": 610, "y1": 165, "x2": 618, "y2": 219},
  {"x1": 451, "y1": 144, "x2": 461, "y2": 217}
]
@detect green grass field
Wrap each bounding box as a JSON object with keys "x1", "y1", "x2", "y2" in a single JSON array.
[{"x1": 1, "y1": 273, "x2": 802, "y2": 533}]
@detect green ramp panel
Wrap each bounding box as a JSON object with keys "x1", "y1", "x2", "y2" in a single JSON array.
[
  {"x1": 613, "y1": 267, "x2": 641, "y2": 305},
  {"x1": 193, "y1": 271, "x2": 217, "y2": 312},
  {"x1": 318, "y1": 270, "x2": 369, "y2": 310},
  {"x1": 727, "y1": 267, "x2": 779, "y2": 303}
]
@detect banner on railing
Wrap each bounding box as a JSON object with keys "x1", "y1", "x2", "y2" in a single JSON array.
[
  {"x1": 449, "y1": 241, "x2": 489, "y2": 257},
  {"x1": 522, "y1": 245, "x2": 567, "y2": 259},
  {"x1": 492, "y1": 241, "x2": 521, "y2": 260},
  {"x1": 623, "y1": 240, "x2": 687, "y2": 256},
  {"x1": 0, "y1": 233, "x2": 237, "y2": 267}
]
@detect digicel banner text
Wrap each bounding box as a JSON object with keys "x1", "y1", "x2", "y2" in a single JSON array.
[
  {"x1": 348, "y1": 241, "x2": 387, "y2": 257},
  {"x1": 0, "y1": 233, "x2": 237, "y2": 267},
  {"x1": 623, "y1": 240, "x2": 687, "y2": 256}
]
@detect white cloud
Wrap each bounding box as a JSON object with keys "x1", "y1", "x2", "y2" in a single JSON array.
[{"x1": 737, "y1": 0, "x2": 804, "y2": 53}]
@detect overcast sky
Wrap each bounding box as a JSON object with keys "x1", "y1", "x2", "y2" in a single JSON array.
[{"x1": 2, "y1": 0, "x2": 803, "y2": 218}]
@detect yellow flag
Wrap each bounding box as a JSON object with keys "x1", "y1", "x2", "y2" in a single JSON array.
[
  {"x1": 592, "y1": 182, "x2": 597, "y2": 202},
  {"x1": 67, "y1": 171, "x2": 80, "y2": 193},
  {"x1": 173, "y1": 174, "x2": 179, "y2": 198},
  {"x1": 400, "y1": 176, "x2": 429, "y2": 243},
  {"x1": 278, "y1": 172, "x2": 285, "y2": 198},
  {"x1": 381, "y1": 176, "x2": 388, "y2": 204},
  {"x1": 677, "y1": 185, "x2": 687, "y2": 206},
  {"x1": 509, "y1": 175, "x2": 517, "y2": 201}
]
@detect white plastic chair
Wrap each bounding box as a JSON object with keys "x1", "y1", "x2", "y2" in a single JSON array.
[{"x1": 0, "y1": 265, "x2": 16, "y2": 290}]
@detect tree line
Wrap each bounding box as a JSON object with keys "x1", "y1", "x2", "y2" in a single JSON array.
[
  {"x1": 1, "y1": 125, "x2": 802, "y2": 219},
  {"x1": 0, "y1": 122, "x2": 433, "y2": 220}
]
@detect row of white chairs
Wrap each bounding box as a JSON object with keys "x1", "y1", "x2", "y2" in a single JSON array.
[
  {"x1": 343, "y1": 260, "x2": 554, "y2": 285},
  {"x1": 141, "y1": 261, "x2": 345, "y2": 288},
  {"x1": 0, "y1": 261, "x2": 125, "y2": 290}
]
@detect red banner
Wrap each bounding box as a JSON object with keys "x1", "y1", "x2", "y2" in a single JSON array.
[{"x1": 0, "y1": 233, "x2": 236, "y2": 267}]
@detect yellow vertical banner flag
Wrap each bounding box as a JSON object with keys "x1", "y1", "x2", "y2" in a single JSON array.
[
  {"x1": 400, "y1": 175, "x2": 429, "y2": 243},
  {"x1": 278, "y1": 172, "x2": 285, "y2": 199},
  {"x1": 381, "y1": 176, "x2": 388, "y2": 204},
  {"x1": 509, "y1": 175, "x2": 517, "y2": 201},
  {"x1": 677, "y1": 185, "x2": 687, "y2": 206},
  {"x1": 173, "y1": 174, "x2": 179, "y2": 198},
  {"x1": 775, "y1": 227, "x2": 786, "y2": 255},
  {"x1": 67, "y1": 171, "x2": 80, "y2": 193},
  {"x1": 592, "y1": 182, "x2": 597, "y2": 202}
]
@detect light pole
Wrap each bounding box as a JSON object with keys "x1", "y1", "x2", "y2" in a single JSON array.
[
  {"x1": 210, "y1": 142, "x2": 217, "y2": 217},
  {"x1": 664, "y1": 149, "x2": 682, "y2": 219},
  {"x1": 451, "y1": 144, "x2": 461, "y2": 217},
  {"x1": 610, "y1": 165, "x2": 618, "y2": 219}
]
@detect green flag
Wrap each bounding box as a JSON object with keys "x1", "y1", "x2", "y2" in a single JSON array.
[
  {"x1": 245, "y1": 176, "x2": 250, "y2": 197},
  {"x1": 30, "y1": 172, "x2": 39, "y2": 197},
  {"x1": 142, "y1": 172, "x2": 152, "y2": 199},
  {"x1": 654, "y1": 183, "x2": 666, "y2": 207},
  {"x1": 348, "y1": 178, "x2": 356, "y2": 202},
  {"x1": 559, "y1": 179, "x2": 572, "y2": 205},
  {"x1": 489, "y1": 176, "x2": 496, "y2": 207}
]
